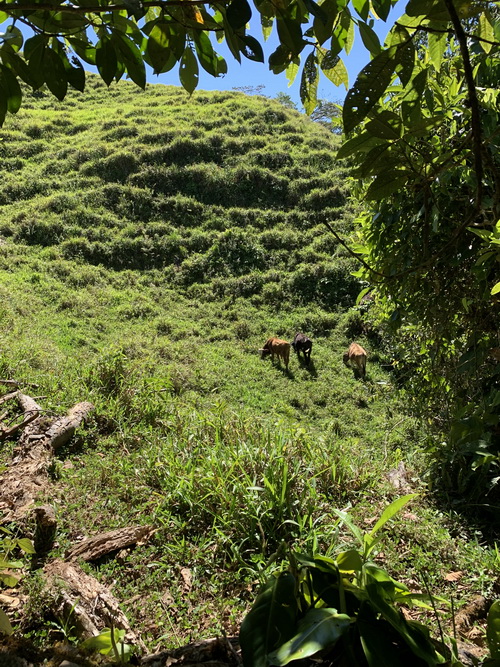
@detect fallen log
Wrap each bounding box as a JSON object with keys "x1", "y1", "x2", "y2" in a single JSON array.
[
  {"x1": 0, "y1": 394, "x2": 94, "y2": 523},
  {"x1": 43, "y1": 560, "x2": 146, "y2": 652},
  {"x1": 66, "y1": 525, "x2": 155, "y2": 562}
]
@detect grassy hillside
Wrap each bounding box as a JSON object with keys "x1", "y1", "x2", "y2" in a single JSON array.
[{"x1": 0, "y1": 77, "x2": 496, "y2": 656}]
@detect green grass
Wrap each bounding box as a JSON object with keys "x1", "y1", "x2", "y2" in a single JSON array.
[{"x1": 0, "y1": 77, "x2": 497, "y2": 655}]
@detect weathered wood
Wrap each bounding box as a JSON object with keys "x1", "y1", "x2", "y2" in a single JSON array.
[
  {"x1": 45, "y1": 402, "x2": 94, "y2": 451},
  {"x1": 66, "y1": 525, "x2": 155, "y2": 562},
  {"x1": 0, "y1": 395, "x2": 94, "y2": 523},
  {"x1": 43, "y1": 560, "x2": 146, "y2": 651}
]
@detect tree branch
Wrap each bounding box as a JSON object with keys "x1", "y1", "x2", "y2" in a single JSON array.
[{"x1": 442, "y1": 0, "x2": 483, "y2": 210}]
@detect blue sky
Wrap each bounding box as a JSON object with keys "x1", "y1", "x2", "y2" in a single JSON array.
[{"x1": 152, "y1": 9, "x2": 402, "y2": 107}]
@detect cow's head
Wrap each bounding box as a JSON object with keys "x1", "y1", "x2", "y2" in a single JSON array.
[{"x1": 342, "y1": 351, "x2": 349, "y2": 366}]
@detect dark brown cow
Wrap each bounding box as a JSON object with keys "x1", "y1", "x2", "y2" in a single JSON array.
[
  {"x1": 343, "y1": 342, "x2": 367, "y2": 378},
  {"x1": 260, "y1": 337, "x2": 291, "y2": 369},
  {"x1": 291, "y1": 333, "x2": 312, "y2": 364}
]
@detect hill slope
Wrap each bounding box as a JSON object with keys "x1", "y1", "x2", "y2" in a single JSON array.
[{"x1": 0, "y1": 78, "x2": 495, "y2": 655}]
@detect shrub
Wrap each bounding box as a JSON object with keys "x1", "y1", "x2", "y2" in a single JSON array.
[{"x1": 82, "y1": 152, "x2": 139, "y2": 182}]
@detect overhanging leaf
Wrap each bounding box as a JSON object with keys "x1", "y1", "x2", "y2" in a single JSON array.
[
  {"x1": 320, "y1": 50, "x2": 348, "y2": 88},
  {"x1": 300, "y1": 50, "x2": 318, "y2": 115},
  {"x1": 43, "y1": 47, "x2": 67, "y2": 100},
  {"x1": 226, "y1": 0, "x2": 252, "y2": 31},
  {"x1": 358, "y1": 22, "x2": 381, "y2": 56},
  {"x1": 0, "y1": 64, "x2": 22, "y2": 113},
  {"x1": 343, "y1": 46, "x2": 399, "y2": 133},
  {"x1": 268, "y1": 608, "x2": 351, "y2": 665},
  {"x1": 365, "y1": 169, "x2": 410, "y2": 200},
  {"x1": 96, "y1": 37, "x2": 117, "y2": 86},
  {"x1": 179, "y1": 46, "x2": 199, "y2": 94}
]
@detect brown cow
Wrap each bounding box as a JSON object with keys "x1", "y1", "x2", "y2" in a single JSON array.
[
  {"x1": 343, "y1": 342, "x2": 367, "y2": 379},
  {"x1": 260, "y1": 337, "x2": 291, "y2": 369}
]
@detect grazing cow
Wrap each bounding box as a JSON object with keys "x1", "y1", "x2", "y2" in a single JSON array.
[
  {"x1": 291, "y1": 333, "x2": 312, "y2": 364},
  {"x1": 343, "y1": 342, "x2": 367, "y2": 379},
  {"x1": 260, "y1": 337, "x2": 291, "y2": 369}
]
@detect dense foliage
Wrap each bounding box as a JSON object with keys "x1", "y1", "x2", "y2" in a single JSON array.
[{"x1": 341, "y1": 8, "x2": 500, "y2": 514}]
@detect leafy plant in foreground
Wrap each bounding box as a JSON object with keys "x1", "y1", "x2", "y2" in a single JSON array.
[
  {"x1": 0, "y1": 525, "x2": 35, "y2": 635},
  {"x1": 239, "y1": 494, "x2": 450, "y2": 666}
]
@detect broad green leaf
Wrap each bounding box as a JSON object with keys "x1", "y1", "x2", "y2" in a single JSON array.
[
  {"x1": 269, "y1": 44, "x2": 290, "y2": 73},
  {"x1": 478, "y1": 10, "x2": 494, "y2": 53},
  {"x1": 370, "y1": 494, "x2": 417, "y2": 537},
  {"x1": 344, "y1": 14, "x2": 355, "y2": 54},
  {"x1": 389, "y1": 26, "x2": 415, "y2": 87},
  {"x1": 53, "y1": 40, "x2": 85, "y2": 92},
  {"x1": 366, "y1": 110, "x2": 401, "y2": 139},
  {"x1": 358, "y1": 22, "x2": 381, "y2": 56},
  {"x1": 428, "y1": 31, "x2": 446, "y2": 70},
  {"x1": 239, "y1": 572, "x2": 297, "y2": 667},
  {"x1": 336, "y1": 131, "x2": 386, "y2": 159},
  {"x1": 313, "y1": 0, "x2": 337, "y2": 45},
  {"x1": 401, "y1": 68, "x2": 427, "y2": 127},
  {"x1": 44, "y1": 47, "x2": 67, "y2": 100},
  {"x1": 27, "y1": 11, "x2": 88, "y2": 35},
  {"x1": 240, "y1": 35, "x2": 264, "y2": 62},
  {"x1": 223, "y1": 16, "x2": 242, "y2": 62},
  {"x1": 16, "y1": 538, "x2": 35, "y2": 554},
  {"x1": 358, "y1": 611, "x2": 408, "y2": 667},
  {"x1": 146, "y1": 21, "x2": 172, "y2": 74},
  {"x1": 486, "y1": 605, "x2": 500, "y2": 664},
  {"x1": 24, "y1": 34, "x2": 47, "y2": 61},
  {"x1": 112, "y1": 33, "x2": 146, "y2": 88},
  {"x1": 1, "y1": 26, "x2": 23, "y2": 52},
  {"x1": 0, "y1": 572, "x2": 20, "y2": 587},
  {"x1": 96, "y1": 37, "x2": 117, "y2": 86},
  {"x1": 365, "y1": 581, "x2": 441, "y2": 663},
  {"x1": 300, "y1": 51, "x2": 319, "y2": 115},
  {"x1": 320, "y1": 50, "x2": 348, "y2": 88},
  {"x1": 82, "y1": 628, "x2": 128, "y2": 656},
  {"x1": 261, "y1": 16, "x2": 274, "y2": 40},
  {"x1": 67, "y1": 38, "x2": 96, "y2": 66},
  {"x1": 286, "y1": 58, "x2": 300, "y2": 86},
  {"x1": 365, "y1": 169, "x2": 410, "y2": 200},
  {"x1": 194, "y1": 31, "x2": 219, "y2": 75},
  {"x1": 350, "y1": 143, "x2": 396, "y2": 178},
  {"x1": 336, "y1": 549, "x2": 363, "y2": 572},
  {"x1": 371, "y1": 0, "x2": 392, "y2": 21},
  {"x1": 277, "y1": 17, "x2": 304, "y2": 55},
  {"x1": 0, "y1": 608, "x2": 12, "y2": 636},
  {"x1": 268, "y1": 608, "x2": 351, "y2": 665},
  {"x1": 226, "y1": 0, "x2": 252, "y2": 31},
  {"x1": 0, "y1": 64, "x2": 22, "y2": 113},
  {"x1": 343, "y1": 46, "x2": 399, "y2": 133},
  {"x1": 405, "y1": 0, "x2": 448, "y2": 20},
  {"x1": 491, "y1": 282, "x2": 500, "y2": 296},
  {"x1": 179, "y1": 46, "x2": 199, "y2": 94},
  {"x1": 352, "y1": 0, "x2": 369, "y2": 21},
  {"x1": 364, "y1": 564, "x2": 409, "y2": 596}
]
